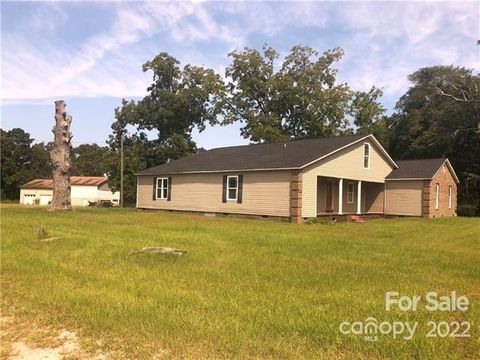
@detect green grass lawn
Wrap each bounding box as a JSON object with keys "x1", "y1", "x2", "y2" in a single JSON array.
[{"x1": 1, "y1": 206, "x2": 479, "y2": 359}]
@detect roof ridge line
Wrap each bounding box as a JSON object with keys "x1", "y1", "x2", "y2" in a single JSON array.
[{"x1": 203, "y1": 134, "x2": 364, "y2": 152}]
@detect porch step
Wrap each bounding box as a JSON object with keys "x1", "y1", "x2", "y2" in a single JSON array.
[
  {"x1": 346, "y1": 215, "x2": 366, "y2": 223},
  {"x1": 317, "y1": 214, "x2": 384, "y2": 223}
]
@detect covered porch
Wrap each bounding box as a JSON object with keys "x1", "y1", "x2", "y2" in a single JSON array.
[{"x1": 316, "y1": 176, "x2": 384, "y2": 216}]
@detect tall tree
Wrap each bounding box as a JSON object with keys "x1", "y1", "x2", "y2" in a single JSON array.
[
  {"x1": 1, "y1": 128, "x2": 34, "y2": 199},
  {"x1": 222, "y1": 45, "x2": 385, "y2": 143},
  {"x1": 71, "y1": 144, "x2": 110, "y2": 176},
  {"x1": 30, "y1": 142, "x2": 53, "y2": 178},
  {"x1": 388, "y1": 65, "x2": 480, "y2": 213},
  {"x1": 0, "y1": 129, "x2": 52, "y2": 199},
  {"x1": 350, "y1": 87, "x2": 389, "y2": 145},
  {"x1": 108, "y1": 52, "x2": 224, "y2": 205}
]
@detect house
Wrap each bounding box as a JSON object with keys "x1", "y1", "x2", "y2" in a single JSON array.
[
  {"x1": 19, "y1": 176, "x2": 120, "y2": 206},
  {"x1": 135, "y1": 134, "x2": 459, "y2": 223}
]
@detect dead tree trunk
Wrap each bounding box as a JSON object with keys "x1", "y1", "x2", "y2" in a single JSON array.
[{"x1": 50, "y1": 100, "x2": 73, "y2": 210}]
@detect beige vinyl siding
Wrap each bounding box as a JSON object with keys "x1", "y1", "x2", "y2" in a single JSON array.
[
  {"x1": 302, "y1": 139, "x2": 395, "y2": 217},
  {"x1": 137, "y1": 170, "x2": 292, "y2": 217},
  {"x1": 364, "y1": 183, "x2": 384, "y2": 213},
  {"x1": 384, "y1": 180, "x2": 423, "y2": 216}
]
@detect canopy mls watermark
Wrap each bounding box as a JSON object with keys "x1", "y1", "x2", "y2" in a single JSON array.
[{"x1": 339, "y1": 291, "x2": 472, "y2": 342}]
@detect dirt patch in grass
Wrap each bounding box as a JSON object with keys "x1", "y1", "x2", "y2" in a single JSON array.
[{"x1": 0, "y1": 314, "x2": 109, "y2": 360}]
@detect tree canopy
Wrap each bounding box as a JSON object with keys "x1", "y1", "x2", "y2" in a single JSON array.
[
  {"x1": 0, "y1": 129, "x2": 52, "y2": 199},
  {"x1": 387, "y1": 65, "x2": 480, "y2": 213},
  {"x1": 107, "y1": 53, "x2": 223, "y2": 205},
  {"x1": 222, "y1": 45, "x2": 385, "y2": 143},
  {"x1": 71, "y1": 144, "x2": 110, "y2": 176}
]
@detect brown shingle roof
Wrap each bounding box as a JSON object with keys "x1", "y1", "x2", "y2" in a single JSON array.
[
  {"x1": 386, "y1": 158, "x2": 449, "y2": 180},
  {"x1": 19, "y1": 176, "x2": 108, "y2": 189},
  {"x1": 137, "y1": 135, "x2": 380, "y2": 175}
]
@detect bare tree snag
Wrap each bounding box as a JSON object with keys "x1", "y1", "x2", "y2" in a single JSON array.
[{"x1": 50, "y1": 100, "x2": 73, "y2": 211}]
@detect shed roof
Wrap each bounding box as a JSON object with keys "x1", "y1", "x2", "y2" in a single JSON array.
[
  {"x1": 137, "y1": 134, "x2": 396, "y2": 175},
  {"x1": 19, "y1": 176, "x2": 108, "y2": 189}
]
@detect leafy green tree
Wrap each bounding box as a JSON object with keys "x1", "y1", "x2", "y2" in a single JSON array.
[
  {"x1": 0, "y1": 128, "x2": 51, "y2": 199},
  {"x1": 349, "y1": 87, "x2": 389, "y2": 145},
  {"x1": 108, "y1": 52, "x2": 224, "y2": 205},
  {"x1": 30, "y1": 142, "x2": 53, "y2": 178},
  {"x1": 222, "y1": 45, "x2": 385, "y2": 143},
  {"x1": 388, "y1": 66, "x2": 480, "y2": 213},
  {"x1": 71, "y1": 144, "x2": 110, "y2": 176},
  {"x1": 105, "y1": 133, "x2": 147, "y2": 206}
]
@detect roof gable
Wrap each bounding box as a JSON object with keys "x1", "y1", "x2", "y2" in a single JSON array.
[
  {"x1": 299, "y1": 134, "x2": 397, "y2": 170},
  {"x1": 137, "y1": 134, "x2": 397, "y2": 175}
]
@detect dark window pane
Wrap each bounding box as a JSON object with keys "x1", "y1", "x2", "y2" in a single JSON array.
[
  {"x1": 228, "y1": 189, "x2": 237, "y2": 199},
  {"x1": 364, "y1": 157, "x2": 369, "y2": 168},
  {"x1": 228, "y1": 177, "x2": 237, "y2": 188},
  {"x1": 157, "y1": 189, "x2": 162, "y2": 198},
  {"x1": 364, "y1": 144, "x2": 369, "y2": 155},
  {"x1": 163, "y1": 179, "x2": 168, "y2": 188},
  {"x1": 163, "y1": 188, "x2": 168, "y2": 199}
]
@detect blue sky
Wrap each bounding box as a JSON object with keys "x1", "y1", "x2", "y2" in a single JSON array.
[{"x1": 1, "y1": 1, "x2": 478, "y2": 149}]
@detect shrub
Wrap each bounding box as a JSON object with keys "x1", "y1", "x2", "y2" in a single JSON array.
[{"x1": 457, "y1": 204, "x2": 477, "y2": 217}]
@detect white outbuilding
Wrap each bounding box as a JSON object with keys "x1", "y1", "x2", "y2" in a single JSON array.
[{"x1": 19, "y1": 176, "x2": 119, "y2": 206}]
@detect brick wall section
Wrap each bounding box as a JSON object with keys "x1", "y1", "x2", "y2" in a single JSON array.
[
  {"x1": 422, "y1": 180, "x2": 431, "y2": 217},
  {"x1": 290, "y1": 170, "x2": 303, "y2": 223},
  {"x1": 423, "y1": 163, "x2": 457, "y2": 218}
]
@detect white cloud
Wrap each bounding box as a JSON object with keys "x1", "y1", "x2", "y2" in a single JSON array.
[
  {"x1": 1, "y1": 1, "x2": 247, "y2": 103},
  {"x1": 1, "y1": 1, "x2": 478, "y2": 106},
  {"x1": 29, "y1": 3, "x2": 68, "y2": 32},
  {"x1": 335, "y1": 1, "x2": 479, "y2": 102}
]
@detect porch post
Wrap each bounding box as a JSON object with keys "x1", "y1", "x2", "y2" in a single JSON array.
[
  {"x1": 338, "y1": 178, "x2": 343, "y2": 215},
  {"x1": 357, "y1": 180, "x2": 362, "y2": 214}
]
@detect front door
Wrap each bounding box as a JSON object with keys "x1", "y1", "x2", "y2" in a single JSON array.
[{"x1": 325, "y1": 180, "x2": 334, "y2": 213}]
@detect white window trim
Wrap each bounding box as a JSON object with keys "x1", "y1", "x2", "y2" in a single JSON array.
[
  {"x1": 156, "y1": 177, "x2": 169, "y2": 200},
  {"x1": 448, "y1": 185, "x2": 452, "y2": 209},
  {"x1": 226, "y1": 175, "x2": 238, "y2": 201},
  {"x1": 363, "y1": 143, "x2": 370, "y2": 169},
  {"x1": 346, "y1": 182, "x2": 354, "y2": 204},
  {"x1": 435, "y1": 183, "x2": 440, "y2": 209}
]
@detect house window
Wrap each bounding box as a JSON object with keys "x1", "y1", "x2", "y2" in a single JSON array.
[
  {"x1": 346, "y1": 182, "x2": 354, "y2": 203},
  {"x1": 227, "y1": 176, "x2": 238, "y2": 201},
  {"x1": 435, "y1": 183, "x2": 440, "y2": 209},
  {"x1": 363, "y1": 143, "x2": 370, "y2": 169},
  {"x1": 156, "y1": 178, "x2": 169, "y2": 199},
  {"x1": 448, "y1": 185, "x2": 452, "y2": 209}
]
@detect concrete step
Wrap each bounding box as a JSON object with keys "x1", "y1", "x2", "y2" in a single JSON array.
[{"x1": 346, "y1": 215, "x2": 366, "y2": 223}]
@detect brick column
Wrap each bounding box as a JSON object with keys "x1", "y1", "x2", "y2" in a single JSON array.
[
  {"x1": 290, "y1": 170, "x2": 303, "y2": 224},
  {"x1": 422, "y1": 180, "x2": 431, "y2": 218}
]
